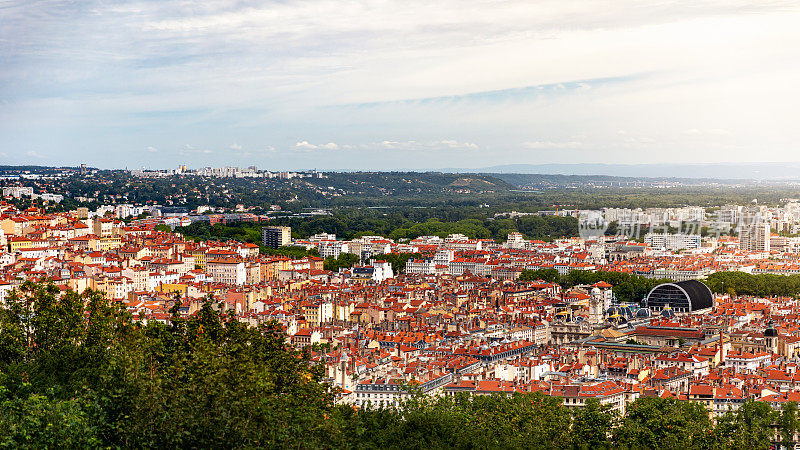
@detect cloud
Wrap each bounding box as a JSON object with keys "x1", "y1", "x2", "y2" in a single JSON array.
[
  {"x1": 437, "y1": 140, "x2": 479, "y2": 150},
  {"x1": 295, "y1": 141, "x2": 339, "y2": 150},
  {"x1": 292, "y1": 139, "x2": 479, "y2": 153},
  {"x1": 25, "y1": 150, "x2": 44, "y2": 158},
  {"x1": 2, "y1": 0, "x2": 800, "y2": 167},
  {"x1": 146, "y1": 146, "x2": 158, "y2": 153},
  {"x1": 522, "y1": 141, "x2": 583, "y2": 149},
  {"x1": 229, "y1": 143, "x2": 242, "y2": 150},
  {"x1": 375, "y1": 140, "x2": 479, "y2": 150}
]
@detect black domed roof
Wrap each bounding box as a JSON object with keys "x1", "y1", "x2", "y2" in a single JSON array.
[
  {"x1": 674, "y1": 280, "x2": 714, "y2": 310},
  {"x1": 646, "y1": 280, "x2": 713, "y2": 313}
]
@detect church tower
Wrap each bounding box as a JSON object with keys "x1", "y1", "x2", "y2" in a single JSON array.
[
  {"x1": 589, "y1": 287, "x2": 603, "y2": 325},
  {"x1": 764, "y1": 320, "x2": 778, "y2": 353}
]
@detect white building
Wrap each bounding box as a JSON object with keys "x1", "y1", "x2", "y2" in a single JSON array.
[
  {"x1": 644, "y1": 233, "x2": 701, "y2": 251},
  {"x1": 2, "y1": 186, "x2": 34, "y2": 198},
  {"x1": 724, "y1": 350, "x2": 771, "y2": 373},
  {"x1": 207, "y1": 258, "x2": 247, "y2": 285},
  {"x1": 406, "y1": 258, "x2": 436, "y2": 275},
  {"x1": 739, "y1": 223, "x2": 770, "y2": 252},
  {"x1": 317, "y1": 240, "x2": 350, "y2": 258},
  {"x1": 505, "y1": 232, "x2": 526, "y2": 249}
]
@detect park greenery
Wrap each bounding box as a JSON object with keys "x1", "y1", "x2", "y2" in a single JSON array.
[
  {"x1": 705, "y1": 271, "x2": 800, "y2": 297},
  {"x1": 371, "y1": 252, "x2": 425, "y2": 273},
  {"x1": 176, "y1": 214, "x2": 579, "y2": 246},
  {"x1": 519, "y1": 268, "x2": 800, "y2": 303},
  {"x1": 321, "y1": 253, "x2": 424, "y2": 273},
  {"x1": 324, "y1": 253, "x2": 360, "y2": 271},
  {"x1": 262, "y1": 245, "x2": 320, "y2": 259},
  {"x1": 0, "y1": 281, "x2": 798, "y2": 448}
]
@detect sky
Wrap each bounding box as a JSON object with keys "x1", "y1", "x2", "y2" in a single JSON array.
[{"x1": 1, "y1": 0, "x2": 800, "y2": 171}]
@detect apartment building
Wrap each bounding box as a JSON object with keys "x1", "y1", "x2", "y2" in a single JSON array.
[
  {"x1": 207, "y1": 257, "x2": 247, "y2": 285},
  {"x1": 644, "y1": 233, "x2": 701, "y2": 251},
  {"x1": 262, "y1": 226, "x2": 291, "y2": 249}
]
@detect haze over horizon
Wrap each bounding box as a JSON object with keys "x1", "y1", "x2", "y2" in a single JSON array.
[{"x1": 2, "y1": 1, "x2": 800, "y2": 170}]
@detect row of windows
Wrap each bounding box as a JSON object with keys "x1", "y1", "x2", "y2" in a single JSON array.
[
  {"x1": 356, "y1": 392, "x2": 404, "y2": 399},
  {"x1": 358, "y1": 385, "x2": 402, "y2": 391}
]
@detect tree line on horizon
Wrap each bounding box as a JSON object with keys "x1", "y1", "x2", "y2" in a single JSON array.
[{"x1": 13, "y1": 167, "x2": 800, "y2": 218}]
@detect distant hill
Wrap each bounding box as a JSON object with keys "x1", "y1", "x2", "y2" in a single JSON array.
[{"x1": 442, "y1": 162, "x2": 800, "y2": 180}]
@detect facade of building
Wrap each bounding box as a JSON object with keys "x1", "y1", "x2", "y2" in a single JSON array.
[
  {"x1": 644, "y1": 233, "x2": 701, "y2": 251},
  {"x1": 739, "y1": 222, "x2": 770, "y2": 252},
  {"x1": 262, "y1": 226, "x2": 291, "y2": 249}
]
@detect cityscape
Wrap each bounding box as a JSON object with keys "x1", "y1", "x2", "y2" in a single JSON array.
[
  {"x1": 3, "y1": 167, "x2": 800, "y2": 446},
  {"x1": 3, "y1": 0, "x2": 800, "y2": 448}
]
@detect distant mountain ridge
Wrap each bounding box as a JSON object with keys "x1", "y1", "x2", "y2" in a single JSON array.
[{"x1": 441, "y1": 162, "x2": 800, "y2": 180}]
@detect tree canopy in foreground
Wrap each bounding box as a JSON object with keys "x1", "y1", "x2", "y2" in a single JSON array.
[{"x1": 0, "y1": 281, "x2": 795, "y2": 448}]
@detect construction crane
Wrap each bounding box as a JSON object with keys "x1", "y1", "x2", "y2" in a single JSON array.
[{"x1": 551, "y1": 204, "x2": 575, "y2": 213}]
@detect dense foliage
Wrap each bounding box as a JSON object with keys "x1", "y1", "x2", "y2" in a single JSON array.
[
  {"x1": 11, "y1": 168, "x2": 800, "y2": 215},
  {"x1": 519, "y1": 268, "x2": 562, "y2": 283},
  {"x1": 0, "y1": 281, "x2": 797, "y2": 448},
  {"x1": 175, "y1": 221, "x2": 319, "y2": 257},
  {"x1": 371, "y1": 252, "x2": 424, "y2": 273},
  {"x1": 706, "y1": 271, "x2": 800, "y2": 297},
  {"x1": 177, "y1": 214, "x2": 579, "y2": 245},
  {"x1": 0, "y1": 282, "x2": 333, "y2": 448},
  {"x1": 324, "y1": 253, "x2": 360, "y2": 271}
]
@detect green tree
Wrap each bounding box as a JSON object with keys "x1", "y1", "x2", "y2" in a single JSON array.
[
  {"x1": 372, "y1": 253, "x2": 423, "y2": 273},
  {"x1": 324, "y1": 253, "x2": 360, "y2": 271},
  {"x1": 570, "y1": 398, "x2": 615, "y2": 449},
  {"x1": 713, "y1": 400, "x2": 777, "y2": 450},
  {"x1": 520, "y1": 268, "x2": 561, "y2": 284},
  {"x1": 0, "y1": 283, "x2": 337, "y2": 448},
  {"x1": 613, "y1": 397, "x2": 713, "y2": 449},
  {"x1": 0, "y1": 388, "x2": 102, "y2": 449},
  {"x1": 780, "y1": 401, "x2": 798, "y2": 450}
]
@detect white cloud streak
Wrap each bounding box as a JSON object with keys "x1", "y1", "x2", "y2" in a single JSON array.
[
  {"x1": 376, "y1": 140, "x2": 479, "y2": 150},
  {"x1": 296, "y1": 141, "x2": 340, "y2": 150}
]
